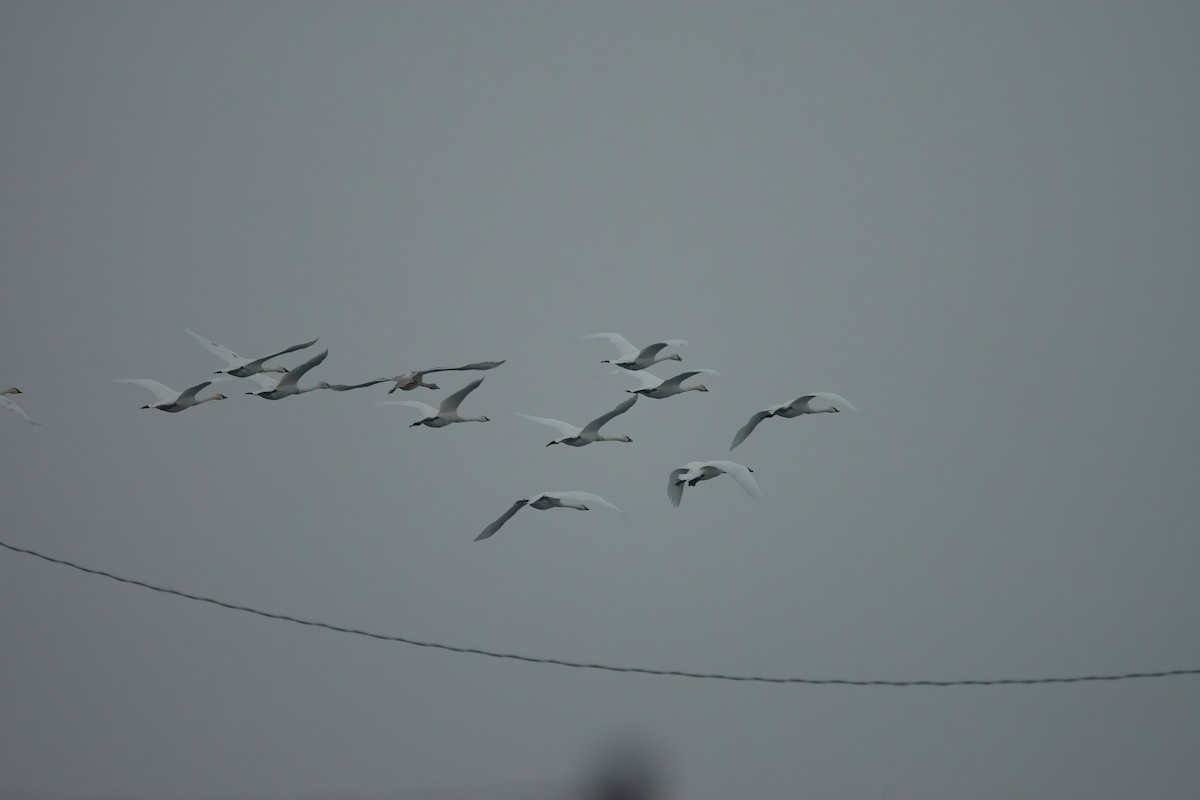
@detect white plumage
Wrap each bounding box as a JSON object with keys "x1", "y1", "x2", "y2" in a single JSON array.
[{"x1": 667, "y1": 460, "x2": 762, "y2": 507}]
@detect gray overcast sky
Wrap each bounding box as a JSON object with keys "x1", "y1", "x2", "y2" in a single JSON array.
[{"x1": 2, "y1": 2, "x2": 1199, "y2": 798}]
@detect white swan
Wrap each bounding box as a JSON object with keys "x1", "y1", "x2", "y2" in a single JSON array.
[
  {"x1": 667, "y1": 460, "x2": 762, "y2": 507},
  {"x1": 113, "y1": 379, "x2": 228, "y2": 412},
  {"x1": 730, "y1": 393, "x2": 860, "y2": 450},
  {"x1": 185, "y1": 329, "x2": 319, "y2": 378},
  {"x1": 475, "y1": 490, "x2": 625, "y2": 541},
  {"x1": 515, "y1": 395, "x2": 638, "y2": 447},
  {"x1": 387, "y1": 360, "x2": 506, "y2": 393},
  {"x1": 586, "y1": 333, "x2": 687, "y2": 370},
  {"x1": 610, "y1": 366, "x2": 719, "y2": 399},
  {"x1": 377, "y1": 377, "x2": 491, "y2": 427},
  {"x1": 1, "y1": 387, "x2": 39, "y2": 425},
  {"x1": 244, "y1": 349, "x2": 330, "y2": 400}
]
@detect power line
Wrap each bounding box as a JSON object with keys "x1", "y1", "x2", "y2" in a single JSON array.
[{"x1": 3, "y1": 537, "x2": 1198, "y2": 688}]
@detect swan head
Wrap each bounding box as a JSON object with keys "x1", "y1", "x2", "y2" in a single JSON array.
[
  {"x1": 546, "y1": 441, "x2": 559, "y2": 447},
  {"x1": 695, "y1": 385, "x2": 709, "y2": 392},
  {"x1": 1, "y1": 387, "x2": 21, "y2": 395},
  {"x1": 480, "y1": 416, "x2": 491, "y2": 422},
  {"x1": 409, "y1": 421, "x2": 423, "y2": 427},
  {"x1": 668, "y1": 353, "x2": 683, "y2": 361},
  {"x1": 424, "y1": 382, "x2": 440, "y2": 390},
  {"x1": 618, "y1": 435, "x2": 633, "y2": 443},
  {"x1": 266, "y1": 366, "x2": 288, "y2": 374},
  {"x1": 212, "y1": 394, "x2": 228, "y2": 400}
]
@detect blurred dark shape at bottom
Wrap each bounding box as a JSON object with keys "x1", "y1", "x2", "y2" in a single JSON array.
[{"x1": 579, "y1": 733, "x2": 665, "y2": 800}]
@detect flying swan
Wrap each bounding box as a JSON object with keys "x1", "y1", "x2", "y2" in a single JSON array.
[
  {"x1": 377, "y1": 377, "x2": 491, "y2": 427},
  {"x1": 113, "y1": 379, "x2": 228, "y2": 412},
  {"x1": 514, "y1": 395, "x2": 638, "y2": 446},
  {"x1": 610, "y1": 366, "x2": 719, "y2": 399},
  {"x1": 730, "y1": 393, "x2": 859, "y2": 450},
  {"x1": 1, "y1": 387, "x2": 39, "y2": 425},
  {"x1": 475, "y1": 491, "x2": 625, "y2": 541},
  {"x1": 667, "y1": 460, "x2": 762, "y2": 507},
  {"x1": 185, "y1": 329, "x2": 319, "y2": 378},
  {"x1": 586, "y1": 333, "x2": 687, "y2": 370}
]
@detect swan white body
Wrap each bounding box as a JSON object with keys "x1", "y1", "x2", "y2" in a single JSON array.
[
  {"x1": 244, "y1": 349, "x2": 330, "y2": 400},
  {"x1": 611, "y1": 366, "x2": 718, "y2": 399},
  {"x1": 586, "y1": 333, "x2": 687, "y2": 370},
  {"x1": 387, "y1": 360, "x2": 505, "y2": 393},
  {"x1": 1, "y1": 388, "x2": 39, "y2": 425},
  {"x1": 377, "y1": 377, "x2": 491, "y2": 427},
  {"x1": 667, "y1": 460, "x2": 762, "y2": 507},
  {"x1": 475, "y1": 490, "x2": 625, "y2": 541},
  {"x1": 114, "y1": 379, "x2": 228, "y2": 412},
  {"x1": 730, "y1": 393, "x2": 859, "y2": 449},
  {"x1": 185, "y1": 329, "x2": 319, "y2": 378},
  {"x1": 515, "y1": 395, "x2": 637, "y2": 447}
]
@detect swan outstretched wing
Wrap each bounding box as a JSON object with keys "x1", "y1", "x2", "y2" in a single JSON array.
[
  {"x1": 514, "y1": 413, "x2": 581, "y2": 438},
  {"x1": 0, "y1": 395, "x2": 37, "y2": 425},
  {"x1": 243, "y1": 337, "x2": 320, "y2": 371},
  {"x1": 636, "y1": 339, "x2": 687, "y2": 361},
  {"x1": 438, "y1": 377, "x2": 484, "y2": 414},
  {"x1": 175, "y1": 381, "x2": 215, "y2": 405},
  {"x1": 419, "y1": 360, "x2": 506, "y2": 376},
  {"x1": 276, "y1": 348, "x2": 329, "y2": 390},
  {"x1": 708, "y1": 460, "x2": 763, "y2": 500},
  {"x1": 113, "y1": 379, "x2": 178, "y2": 404},
  {"x1": 787, "y1": 393, "x2": 858, "y2": 413},
  {"x1": 580, "y1": 395, "x2": 637, "y2": 436},
  {"x1": 475, "y1": 499, "x2": 530, "y2": 541},
  {"x1": 808, "y1": 392, "x2": 859, "y2": 413},
  {"x1": 667, "y1": 468, "x2": 688, "y2": 507},
  {"x1": 586, "y1": 332, "x2": 639, "y2": 361},
  {"x1": 660, "y1": 369, "x2": 719, "y2": 390},
  {"x1": 321, "y1": 378, "x2": 391, "y2": 392},
  {"x1": 730, "y1": 410, "x2": 773, "y2": 450},
  {"x1": 544, "y1": 491, "x2": 624, "y2": 515},
  {"x1": 609, "y1": 366, "x2": 661, "y2": 389},
  {"x1": 245, "y1": 373, "x2": 278, "y2": 392},
  {"x1": 184, "y1": 329, "x2": 242, "y2": 368},
  {"x1": 376, "y1": 400, "x2": 438, "y2": 418}
]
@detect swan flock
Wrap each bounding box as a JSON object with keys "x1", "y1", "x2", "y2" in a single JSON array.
[{"x1": 11, "y1": 328, "x2": 860, "y2": 541}]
